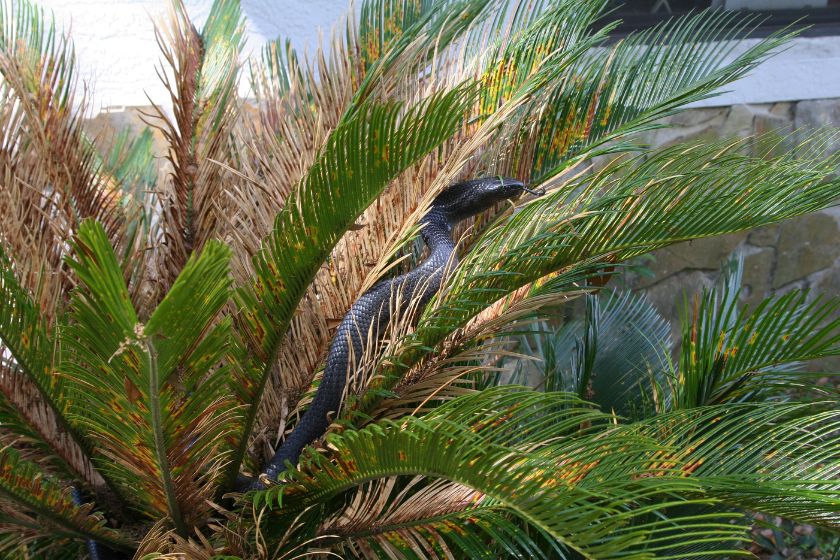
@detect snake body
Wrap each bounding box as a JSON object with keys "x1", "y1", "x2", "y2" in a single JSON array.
[
  {"x1": 80, "y1": 178, "x2": 527, "y2": 556},
  {"x1": 238, "y1": 177, "x2": 527, "y2": 493},
  {"x1": 72, "y1": 488, "x2": 122, "y2": 560}
]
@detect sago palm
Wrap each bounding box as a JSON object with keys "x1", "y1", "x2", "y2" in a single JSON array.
[{"x1": 0, "y1": 0, "x2": 838, "y2": 557}]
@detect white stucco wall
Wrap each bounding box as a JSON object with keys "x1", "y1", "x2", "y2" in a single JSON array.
[
  {"x1": 38, "y1": 0, "x2": 354, "y2": 110},
  {"x1": 690, "y1": 35, "x2": 840, "y2": 108},
  {"x1": 34, "y1": 0, "x2": 840, "y2": 110}
]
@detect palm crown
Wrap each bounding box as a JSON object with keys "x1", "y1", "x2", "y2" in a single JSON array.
[{"x1": 0, "y1": 0, "x2": 838, "y2": 557}]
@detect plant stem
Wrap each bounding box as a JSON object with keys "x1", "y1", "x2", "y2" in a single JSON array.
[{"x1": 144, "y1": 340, "x2": 187, "y2": 539}]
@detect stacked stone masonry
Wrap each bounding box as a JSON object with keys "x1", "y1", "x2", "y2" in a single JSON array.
[{"x1": 614, "y1": 98, "x2": 840, "y2": 372}]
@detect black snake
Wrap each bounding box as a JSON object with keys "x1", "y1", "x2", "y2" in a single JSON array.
[
  {"x1": 81, "y1": 177, "x2": 532, "y2": 558},
  {"x1": 238, "y1": 176, "x2": 531, "y2": 493},
  {"x1": 72, "y1": 488, "x2": 118, "y2": 560}
]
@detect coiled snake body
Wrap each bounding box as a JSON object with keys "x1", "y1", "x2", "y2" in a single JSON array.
[{"x1": 238, "y1": 177, "x2": 528, "y2": 493}]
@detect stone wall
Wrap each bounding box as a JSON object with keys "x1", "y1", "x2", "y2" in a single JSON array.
[{"x1": 617, "y1": 98, "x2": 840, "y2": 372}]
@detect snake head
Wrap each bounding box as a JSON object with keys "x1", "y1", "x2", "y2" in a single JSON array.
[
  {"x1": 435, "y1": 176, "x2": 527, "y2": 224},
  {"x1": 482, "y1": 176, "x2": 527, "y2": 201}
]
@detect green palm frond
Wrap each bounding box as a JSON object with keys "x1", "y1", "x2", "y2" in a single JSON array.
[
  {"x1": 0, "y1": 243, "x2": 59, "y2": 402},
  {"x1": 265, "y1": 390, "x2": 840, "y2": 558},
  {"x1": 474, "y1": 0, "x2": 613, "y2": 128},
  {"x1": 462, "y1": 0, "x2": 556, "y2": 54},
  {"x1": 583, "y1": 401, "x2": 840, "y2": 558},
  {"x1": 633, "y1": 402, "x2": 840, "y2": 530},
  {"x1": 0, "y1": 447, "x2": 132, "y2": 553},
  {"x1": 251, "y1": 389, "x2": 771, "y2": 558},
  {"x1": 310, "y1": 0, "x2": 613, "y2": 333},
  {"x1": 512, "y1": 292, "x2": 671, "y2": 419},
  {"x1": 350, "y1": 0, "x2": 491, "y2": 114},
  {"x1": 422, "y1": 0, "x2": 619, "y2": 201},
  {"x1": 313, "y1": 0, "x2": 595, "y2": 305},
  {"x1": 226, "y1": 87, "x2": 477, "y2": 489},
  {"x1": 318, "y1": 478, "x2": 561, "y2": 560},
  {"x1": 199, "y1": 0, "x2": 246, "y2": 105},
  {"x1": 528, "y1": 11, "x2": 791, "y2": 182},
  {"x1": 253, "y1": 396, "x2": 665, "y2": 557},
  {"x1": 0, "y1": 243, "x2": 103, "y2": 487},
  {"x1": 0, "y1": 505, "x2": 86, "y2": 560},
  {"x1": 357, "y1": 0, "x2": 438, "y2": 70},
  {"x1": 677, "y1": 260, "x2": 840, "y2": 408},
  {"x1": 61, "y1": 220, "x2": 237, "y2": 534}
]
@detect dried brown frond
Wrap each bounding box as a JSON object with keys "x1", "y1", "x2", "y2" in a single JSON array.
[
  {"x1": 236, "y1": 4, "x2": 548, "y2": 452},
  {"x1": 0, "y1": 353, "x2": 102, "y2": 486},
  {"x1": 314, "y1": 477, "x2": 484, "y2": 559},
  {"x1": 371, "y1": 278, "x2": 589, "y2": 420},
  {"x1": 0, "y1": 29, "x2": 136, "y2": 322},
  {"x1": 0, "y1": 499, "x2": 55, "y2": 556},
  {"x1": 319, "y1": 476, "x2": 483, "y2": 537},
  {"x1": 248, "y1": 18, "x2": 354, "y2": 192},
  {"x1": 222, "y1": 12, "x2": 357, "y2": 289},
  {"x1": 169, "y1": 410, "x2": 238, "y2": 525},
  {"x1": 132, "y1": 519, "x2": 178, "y2": 559},
  {"x1": 166, "y1": 526, "x2": 225, "y2": 559},
  {"x1": 135, "y1": 515, "x2": 254, "y2": 560},
  {"x1": 145, "y1": 0, "x2": 244, "y2": 300},
  {"x1": 0, "y1": 49, "x2": 122, "y2": 235}
]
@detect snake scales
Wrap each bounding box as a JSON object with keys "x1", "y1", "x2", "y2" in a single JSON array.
[
  {"x1": 80, "y1": 177, "x2": 530, "y2": 558},
  {"x1": 238, "y1": 176, "x2": 530, "y2": 493}
]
